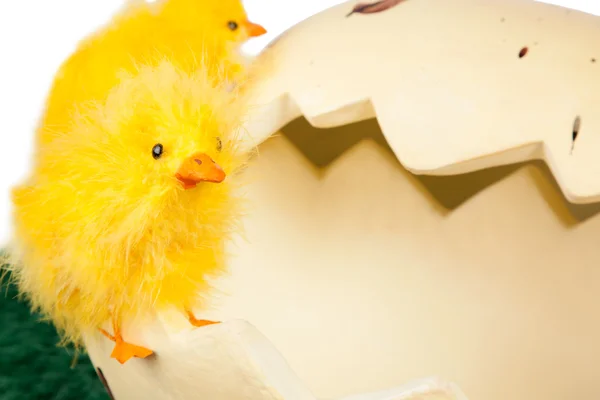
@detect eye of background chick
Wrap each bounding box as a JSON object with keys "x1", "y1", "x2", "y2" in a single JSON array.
[
  {"x1": 216, "y1": 137, "x2": 222, "y2": 152},
  {"x1": 152, "y1": 143, "x2": 164, "y2": 159},
  {"x1": 227, "y1": 21, "x2": 238, "y2": 31}
]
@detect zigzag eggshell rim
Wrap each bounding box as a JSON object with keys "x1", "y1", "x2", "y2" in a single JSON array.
[{"x1": 242, "y1": 0, "x2": 600, "y2": 205}]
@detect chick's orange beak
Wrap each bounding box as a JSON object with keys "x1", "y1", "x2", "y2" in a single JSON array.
[
  {"x1": 175, "y1": 153, "x2": 226, "y2": 189},
  {"x1": 244, "y1": 20, "x2": 267, "y2": 37}
]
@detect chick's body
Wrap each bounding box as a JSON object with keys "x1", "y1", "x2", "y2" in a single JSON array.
[
  {"x1": 11, "y1": 61, "x2": 248, "y2": 360},
  {"x1": 40, "y1": 0, "x2": 265, "y2": 145}
]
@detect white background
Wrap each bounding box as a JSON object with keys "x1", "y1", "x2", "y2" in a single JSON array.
[{"x1": 0, "y1": 0, "x2": 598, "y2": 244}]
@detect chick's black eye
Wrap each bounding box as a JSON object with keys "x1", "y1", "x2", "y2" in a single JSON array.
[
  {"x1": 227, "y1": 21, "x2": 238, "y2": 31},
  {"x1": 216, "y1": 137, "x2": 222, "y2": 152},
  {"x1": 152, "y1": 144, "x2": 163, "y2": 159}
]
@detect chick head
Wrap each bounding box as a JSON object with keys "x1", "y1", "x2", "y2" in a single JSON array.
[
  {"x1": 209, "y1": 0, "x2": 267, "y2": 43},
  {"x1": 159, "y1": 0, "x2": 267, "y2": 45},
  {"x1": 36, "y1": 60, "x2": 249, "y2": 248}
]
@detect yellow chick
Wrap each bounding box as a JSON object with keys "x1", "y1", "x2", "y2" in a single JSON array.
[
  {"x1": 39, "y1": 0, "x2": 266, "y2": 146},
  {"x1": 9, "y1": 60, "x2": 250, "y2": 364}
]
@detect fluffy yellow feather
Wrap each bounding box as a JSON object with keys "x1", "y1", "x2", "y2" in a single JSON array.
[
  {"x1": 40, "y1": 0, "x2": 266, "y2": 146},
  {"x1": 9, "y1": 60, "x2": 251, "y2": 363}
]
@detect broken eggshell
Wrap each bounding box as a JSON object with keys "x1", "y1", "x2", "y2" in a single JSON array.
[{"x1": 214, "y1": 0, "x2": 600, "y2": 399}]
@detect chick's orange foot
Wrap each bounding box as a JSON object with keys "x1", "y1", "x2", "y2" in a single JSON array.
[
  {"x1": 110, "y1": 339, "x2": 154, "y2": 364},
  {"x1": 99, "y1": 328, "x2": 153, "y2": 365},
  {"x1": 186, "y1": 310, "x2": 220, "y2": 328}
]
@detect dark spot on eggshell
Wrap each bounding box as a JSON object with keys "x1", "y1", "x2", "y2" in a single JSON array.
[
  {"x1": 592, "y1": 58, "x2": 596, "y2": 63},
  {"x1": 518, "y1": 47, "x2": 528, "y2": 58},
  {"x1": 571, "y1": 115, "x2": 581, "y2": 154},
  {"x1": 96, "y1": 368, "x2": 116, "y2": 400},
  {"x1": 500, "y1": 17, "x2": 505, "y2": 22},
  {"x1": 346, "y1": 0, "x2": 407, "y2": 17}
]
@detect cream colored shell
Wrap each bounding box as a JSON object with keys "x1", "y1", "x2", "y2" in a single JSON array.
[{"x1": 244, "y1": 0, "x2": 600, "y2": 203}]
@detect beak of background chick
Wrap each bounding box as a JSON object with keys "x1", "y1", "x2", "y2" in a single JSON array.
[
  {"x1": 175, "y1": 153, "x2": 226, "y2": 190},
  {"x1": 244, "y1": 20, "x2": 267, "y2": 37}
]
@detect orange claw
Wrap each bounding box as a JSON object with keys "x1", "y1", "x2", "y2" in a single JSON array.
[
  {"x1": 186, "y1": 309, "x2": 220, "y2": 328},
  {"x1": 110, "y1": 339, "x2": 153, "y2": 364},
  {"x1": 98, "y1": 317, "x2": 153, "y2": 365}
]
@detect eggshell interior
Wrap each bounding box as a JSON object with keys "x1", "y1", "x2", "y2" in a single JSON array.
[{"x1": 212, "y1": 119, "x2": 600, "y2": 400}]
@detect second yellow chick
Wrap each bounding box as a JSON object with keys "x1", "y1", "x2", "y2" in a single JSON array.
[{"x1": 40, "y1": 0, "x2": 266, "y2": 146}]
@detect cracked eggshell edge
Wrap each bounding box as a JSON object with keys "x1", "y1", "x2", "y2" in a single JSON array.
[{"x1": 241, "y1": 0, "x2": 600, "y2": 204}]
